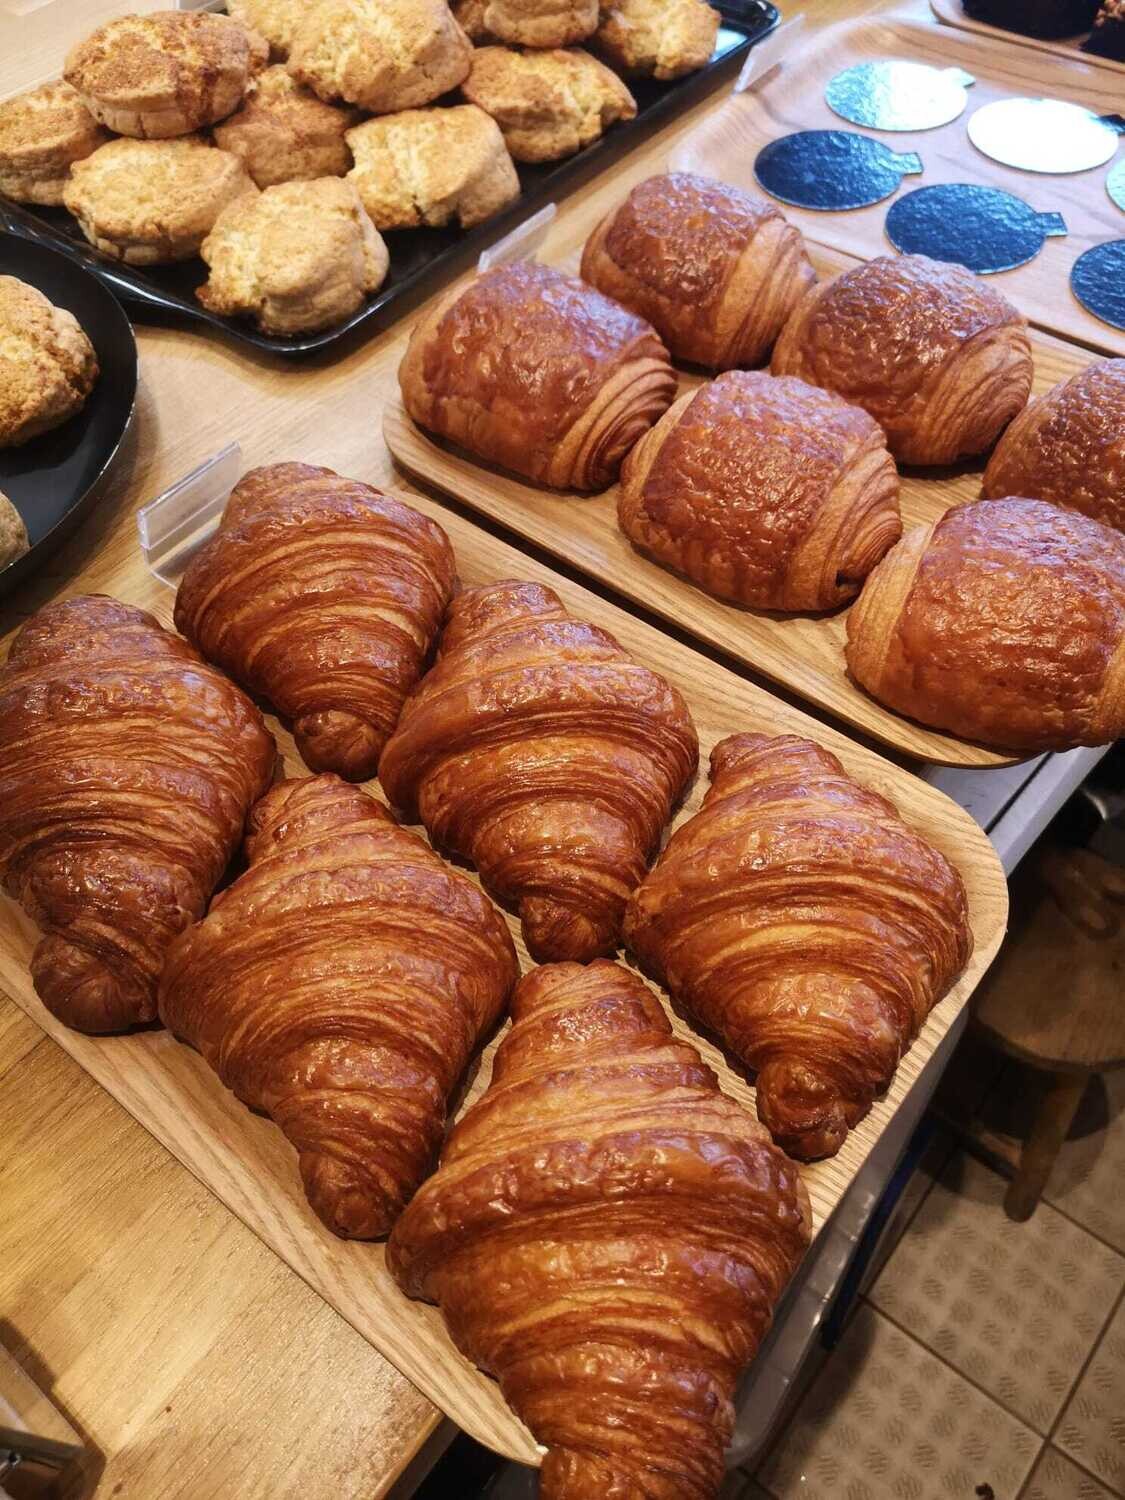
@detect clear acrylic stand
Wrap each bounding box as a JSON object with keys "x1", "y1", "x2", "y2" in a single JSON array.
[
  {"x1": 136, "y1": 441, "x2": 241, "y2": 588},
  {"x1": 477, "y1": 203, "x2": 557, "y2": 273},
  {"x1": 734, "y1": 13, "x2": 805, "y2": 94}
]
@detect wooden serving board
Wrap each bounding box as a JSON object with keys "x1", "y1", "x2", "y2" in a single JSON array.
[
  {"x1": 669, "y1": 11, "x2": 1125, "y2": 357},
  {"x1": 930, "y1": 0, "x2": 1125, "y2": 76},
  {"x1": 0, "y1": 487, "x2": 1008, "y2": 1467}
]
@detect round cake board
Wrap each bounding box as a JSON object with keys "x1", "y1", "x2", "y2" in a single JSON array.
[
  {"x1": 755, "y1": 130, "x2": 923, "y2": 211},
  {"x1": 826, "y1": 59, "x2": 975, "y2": 131},
  {"x1": 967, "y1": 97, "x2": 1125, "y2": 174},
  {"x1": 885, "y1": 183, "x2": 1068, "y2": 273}
]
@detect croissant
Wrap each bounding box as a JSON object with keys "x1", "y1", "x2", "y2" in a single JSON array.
[
  {"x1": 771, "y1": 254, "x2": 1033, "y2": 466},
  {"x1": 624, "y1": 734, "x2": 972, "y2": 1159},
  {"x1": 388, "y1": 958, "x2": 811, "y2": 1499},
  {"x1": 846, "y1": 497, "x2": 1125, "y2": 753},
  {"x1": 619, "y1": 370, "x2": 902, "y2": 611},
  {"x1": 398, "y1": 260, "x2": 677, "y2": 491},
  {"x1": 159, "y1": 774, "x2": 519, "y2": 1238},
  {"x1": 981, "y1": 357, "x2": 1125, "y2": 533},
  {"x1": 379, "y1": 579, "x2": 699, "y2": 963},
  {"x1": 0, "y1": 595, "x2": 275, "y2": 1033},
  {"x1": 581, "y1": 172, "x2": 815, "y2": 370},
  {"x1": 174, "y1": 462, "x2": 457, "y2": 782}
]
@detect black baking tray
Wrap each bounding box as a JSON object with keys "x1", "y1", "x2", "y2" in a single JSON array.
[{"x1": 0, "y1": 0, "x2": 778, "y2": 359}]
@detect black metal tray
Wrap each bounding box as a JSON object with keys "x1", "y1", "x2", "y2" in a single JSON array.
[{"x1": 0, "y1": 0, "x2": 778, "y2": 360}]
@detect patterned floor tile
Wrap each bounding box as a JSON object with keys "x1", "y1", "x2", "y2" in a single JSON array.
[
  {"x1": 1056, "y1": 1296, "x2": 1125, "y2": 1496},
  {"x1": 756, "y1": 1303, "x2": 1039, "y2": 1500},
  {"x1": 868, "y1": 1152, "x2": 1124, "y2": 1432},
  {"x1": 1023, "y1": 1447, "x2": 1118, "y2": 1500}
]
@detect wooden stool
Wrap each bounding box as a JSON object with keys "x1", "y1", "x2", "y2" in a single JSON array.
[{"x1": 971, "y1": 846, "x2": 1125, "y2": 1221}]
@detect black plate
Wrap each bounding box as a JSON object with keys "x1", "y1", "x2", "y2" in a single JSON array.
[
  {"x1": 0, "y1": 0, "x2": 778, "y2": 360},
  {"x1": 0, "y1": 231, "x2": 138, "y2": 595}
]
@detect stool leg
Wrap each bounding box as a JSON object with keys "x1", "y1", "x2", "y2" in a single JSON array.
[{"x1": 1005, "y1": 1072, "x2": 1087, "y2": 1222}]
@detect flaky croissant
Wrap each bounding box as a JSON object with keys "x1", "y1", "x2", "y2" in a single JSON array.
[
  {"x1": 159, "y1": 774, "x2": 518, "y2": 1238},
  {"x1": 624, "y1": 733, "x2": 972, "y2": 1159},
  {"x1": 581, "y1": 172, "x2": 815, "y2": 369},
  {"x1": 771, "y1": 254, "x2": 1033, "y2": 466},
  {"x1": 175, "y1": 462, "x2": 457, "y2": 782},
  {"x1": 398, "y1": 260, "x2": 677, "y2": 491},
  {"x1": 846, "y1": 497, "x2": 1125, "y2": 752},
  {"x1": 379, "y1": 580, "x2": 699, "y2": 963},
  {"x1": 0, "y1": 596, "x2": 275, "y2": 1033},
  {"x1": 619, "y1": 371, "x2": 901, "y2": 610},
  {"x1": 388, "y1": 958, "x2": 811, "y2": 1500}
]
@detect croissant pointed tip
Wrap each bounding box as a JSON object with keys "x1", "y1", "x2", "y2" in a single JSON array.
[
  {"x1": 33, "y1": 934, "x2": 155, "y2": 1033},
  {"x1": 755, "y1": 1056, "x2": 853, "y2": 1162},
  {"x1": 520, "y1": 897, "x2": 617, "y2": 964},
  {"x1": 294, "y1": 710, "x2": 383, "y2": 783},
  {"x1": 300, "y1": 1151, "x2": 399, "y2": 1240}
]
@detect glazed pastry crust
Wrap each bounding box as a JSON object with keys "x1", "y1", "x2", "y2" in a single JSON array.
[
  {"x1": 0, "y1": 81, "x2": 108, "y2": 206},
  {"x1": 624, "y1": 733, "x2": 972, "y2": 1160},
  {"x1": 771, "y1": 254, "x2": 1033, "y2": 466},
  {"x1": 159, "y1": 774, "x2": 518, "y2": 1239},
  {"x1": 0, "y1": 276, "x2": 99, "y2": 449},
  {"x1": 213, "y1": 66, "x2": 360, "y2": 188},
  {"x1": 581, "y1": 172, "x2": 815, "y2": 369},
  {"x1": 174, "y1": 462, "x2": 456, "y2": 780},
  {"x1": 594, "y1": 0, "x2": 719, "y2": 78},
  {"x1": 398, "y1": 260, "x2": 676, "y2": 491},
  {"x1": 463, "y1": 46, "x2": 636, "y2": 162},
  {"x1": 389, "y1": 959, "x2": 811, "y2": 1500},
  {"x1": 846, "y1": 497, "x2": 1125, "y2": 753},
  {"x1": 619, "y1": 372, "x2": 902, "y2": 611},
  {"x1": 0, "y1": 596, "x2": 275, "y2": 1034},
  {"x1": 379, "y1": 580, "x2": 699, "y2": 963},
  {"x1": 982, "y1": 358, "x2": 1125, "y2": 533}
]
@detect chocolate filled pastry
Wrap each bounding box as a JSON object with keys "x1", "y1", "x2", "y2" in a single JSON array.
[
  {"x1": 624, "y1": 733, "x2": 972, "y2": 1160},
  {"x1": 619, "y1": 371, "x2": 901, "y2": 611},
  {"x1": 379, "y1": 580, "x2": 698, "y2": 963},
  {"x1": 771, "y1": 254, "x2": 1033, "y2": 466},
  {"x1": 399, "y1": 259, "x2": 676, "y2": 490},
  {"x1": 581, "y1": 172, "x2": 815, "y2": 370},
  {"x1": 846, "y1": 497, "x2": 1125, "y2": 752}
]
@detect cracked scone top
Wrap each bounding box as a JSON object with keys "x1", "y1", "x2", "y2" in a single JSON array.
[
  {"x1": 227, "y1": 0, "x2": 306, "y2": 58},
  {"x1": 463, "y1": 45, "x2": 637, "y2": 162},
  {"x1": 214, "y1": 66, "x2": 360, "y2": 187},
  {"x1": 0, "y1": 81, "x2": 108, "y2": 206},
  {"x1": 0, "y1": 276, "x2": 99, "y2": 450}
]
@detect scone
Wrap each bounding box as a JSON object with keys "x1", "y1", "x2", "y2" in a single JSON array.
[
  {"x1": 227, "y1": 0, "x2": 305, "y2": 58},
  {"x1": 0, "y1": 277, "x2": 99, "y2": 449},
  {"x1": 214, "y1": 66, "x2": 359, "y2": 187},
  {"x1": 64, "y1": 11, "x2": 267, "y2": 138},
  {"x1": 0, "y1": 81, "x2": 108, "y2": 206},
  {"x1": 595, "y1": 0, "x2": 719, "y2": 78},
  {"x1": 346, "y1": 105, "x2": 519, "y2": 230},
  {"x1": 0, "y1": 490, "x2": 30, "y2": 569},
  {"x1": 288, "y1": 0, "x2": 473, "y2": 114},
  {"x1": 463, "y1": 46, "x2": 637, "y2": 162},
  {"x1": 453, "y1": 0, "x2": 598, "y2": 47},
  {"x1": 198, "y1": 178, "x2": 389, "y2": 335},
  {"x1": 64, "y1": 137, "x2": 258, "y2": 265}
]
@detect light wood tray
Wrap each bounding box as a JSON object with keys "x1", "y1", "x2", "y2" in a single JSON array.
[
  {"x1": 670, "y1": 11, "x2": 1125, "y2": 357},
  {"x1": 0, "y1": 489, "x2": 1008, "y2": 1466},
  {"x1": 930, "y1": 0, "x2": 1125, "y2": 75}
]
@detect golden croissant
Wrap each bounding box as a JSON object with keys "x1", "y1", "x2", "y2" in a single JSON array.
[
  {"x1": 398, "y1": 259, "x2": 677, "y2": 491},
  {"x1": 771, "y1": 253, "x2": 1033, "y2": 466},
  {"x1": 624, "y1": 733, "x2": 972, "y2": 1159},
  {"x1": 159, "y1": 774, "x2": 519, "y2": 1238},
  {"x1": 379, "y1": 579, "x2": 699, "y2": 963},
  {"x1": 619, "y1": 370, "x2": 901, "y2": 610},
  {"x1": 388, "y1": 958, "x2": 811, "y2": 1499},
  {"x1": 174, "y1": 462, "x2": 457, "y2": 782},
  {"x1": 0, "y1": 595, "x2": 275, "y2": 1033}
]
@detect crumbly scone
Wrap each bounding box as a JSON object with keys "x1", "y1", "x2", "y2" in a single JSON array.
[
  {"x1": 452, "y1": 0, "x2": 492, "y2": 37},
  {"x1": 0, "y1": 81, "x2": 109, "y2": 206},
  {"x1": 227, "y1": 0, "x2": 305, "y2": 58},
  {"x1": 214, "y1": 65, "x2": 359, "y2": 187},
  {"x1": 463, "y1": 46, "x2": 636, "y2": 162},
  {"x1": 0, "y1": 277, "x2": 99, "y2": 449},
  {"x1": 0, "y1": 490, "x2": 29, "y2": 568},
  {"x1": 198, "y1": 178, "x2": 389, "y2": 335},
  {"x1": 64, "y1": 10, "x2": 267, "y2": 138},
  {"x1": 594, "y1": 0, "x2": 719, "y2": 78},
  {"x1": 288, "y1": 0, "x2": 473, "y2": 113},
  {"x1": 346, "y1": 105, "x2": 519, "y2": 230},
  {"x1": 454, "y1": 0, "x2": 598, "y2": 47},
  {"x1": 64, "y1": 137, "x2": 258, "y2": 265}
]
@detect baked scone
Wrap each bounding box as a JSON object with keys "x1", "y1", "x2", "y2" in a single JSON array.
[
  {"x1": 227, "y1": 0, "x2": 305, "y2": 58},
  {"x1": 346, "y1": 106, "x2": 519, "y2": 231},
  {"x1": 846, "y1": 498, "x2": 1125, "y2": 752},
  {"x1": 0, "y1": 81, "x2": 108, "y2": 206},
  {"x1": 198, "y1": 179, "x2": 388, "y2": 336},
  {"x1": 288, "y1": 0, "x2": 473, "y2": 113},
  {"x1": 455, "y1": 0, "x2": 598, "y2": 46},
  {"x1": 463, "y1": 46, "x2": 637, "y2": 162},
  {"x1": 64, "y1": 11, "x2": 268, "y2": 139},
  {"x1": 772, "y1": 254, "x2": 1034, "y2": 467},
  {"x1": 595, "y1": 0, "x2": 719, "y2": 78},
  {"x1": 619, "y1": 372, "x2": 902, "y2": 611},
  {"x1": 64, "y1": 137, "x2": 258, "y2": 265},
  {"x1": 0, "y1": 277, "x2": 98, "y2": 449},
  {"x1": 399, "y1": 259, "x2": 676, "y2": 490},
  {"x1": 0, "y1": 491, "x2": 29, "y2": 569},
  {"x1": 981, "y1": 358, "x2": 1125, "y2": 533},
  {"x1": 213, "y1": 66, "x2": 359, "y2": 188},
  {"x1": 581, "y1": 172, "x2": 815, "y2": 369}
]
